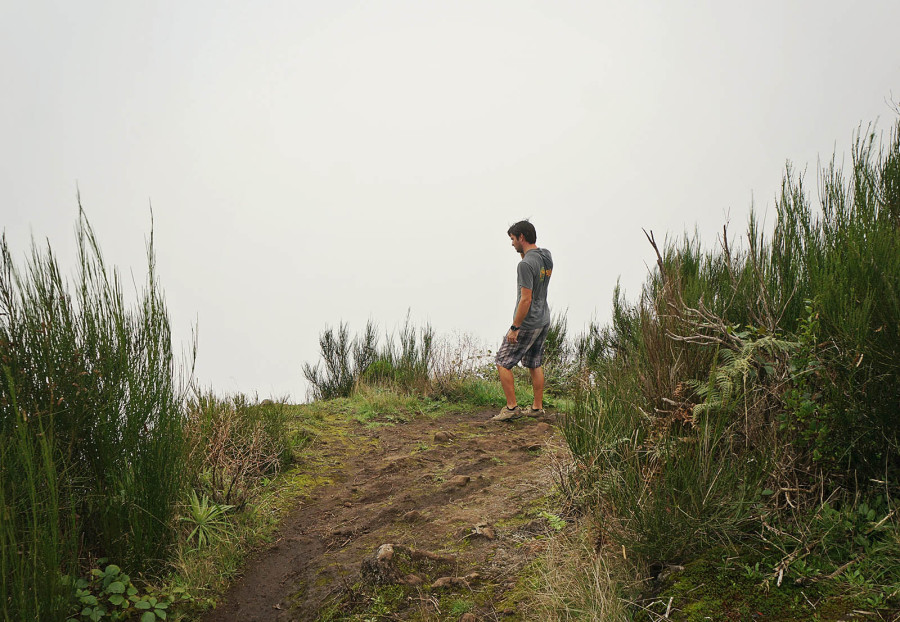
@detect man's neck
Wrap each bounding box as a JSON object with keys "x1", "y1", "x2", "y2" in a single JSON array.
[{"x1": 521, "y1": 243, "x2": 538, "y2": 254}]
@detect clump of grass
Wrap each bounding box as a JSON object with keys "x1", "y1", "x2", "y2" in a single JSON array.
[
  {"x1": 302, "y1": 313, "x2": 559, "y2": 412},
  {"x1": 531, "y1": 531, "x2": 632, "y2": 622},
  {"x1": 185, "y1": 391, "x2": 295, "y2": 508},
  {"x1": 0, "y1": 208, "x2": 189, "y2": 619},
  {"x1": 302, "y1": 320, "x2": 378, "y2": 401},
  {"x1": 374, "y1": 311, "x2": 434, "y2": 392}
]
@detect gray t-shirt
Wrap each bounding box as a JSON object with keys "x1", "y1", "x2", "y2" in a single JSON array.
[{"x1": 515, "y1": 248, "x2": 553, "y2": 330}]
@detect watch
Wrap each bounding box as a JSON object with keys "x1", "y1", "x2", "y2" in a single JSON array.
[{"x1": 510, "y1": 325, "x2": 520, "y2": 331}]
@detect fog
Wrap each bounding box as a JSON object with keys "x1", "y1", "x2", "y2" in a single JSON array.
[{"x1": 2, "y1": 1, "x2": 898, "y2": 399}]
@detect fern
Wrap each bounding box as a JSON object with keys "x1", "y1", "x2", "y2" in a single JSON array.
[{"x1": 689, "y1": 333, "x2": 798, "y2": 421}]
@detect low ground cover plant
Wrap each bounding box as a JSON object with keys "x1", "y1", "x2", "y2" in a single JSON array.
[{"x1": 68, "y1": 562, "x2": 187, "y2": 622}]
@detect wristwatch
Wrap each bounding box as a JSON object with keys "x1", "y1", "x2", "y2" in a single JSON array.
[{"x1": 510, "y1": 325, "x2": 520, "y2": 331}]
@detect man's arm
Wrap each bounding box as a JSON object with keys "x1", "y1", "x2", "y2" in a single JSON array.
[{"x1": 507, "y1": 287, "x2": 532, "y2": 343}]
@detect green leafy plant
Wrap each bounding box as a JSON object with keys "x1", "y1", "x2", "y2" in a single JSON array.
[
  {"x1": 181, "y1": 490, "x2": 233, "y2": 548},
  {"x1": 539, "y1": 511, "x2": 567, "y2": 532},
  {"x1": 449, "y1": 598, "x2": 474, "y2": 614},
  {"x1": 69, "y1": 563, "x2": 188, "y2": 621}
]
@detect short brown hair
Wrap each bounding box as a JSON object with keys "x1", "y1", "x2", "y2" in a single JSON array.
[{"x1": 507, "y1": 220, "x2": 536, "y2": 244}]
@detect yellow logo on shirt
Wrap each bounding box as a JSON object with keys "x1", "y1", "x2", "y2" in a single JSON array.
[{"x1": 540, "y1": 267, "x2": 552, "y2": 281}]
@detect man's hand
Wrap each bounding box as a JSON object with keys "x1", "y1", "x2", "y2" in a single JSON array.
[{"x1": 506, "y1": 328, "x2": 520, "y2": 344}]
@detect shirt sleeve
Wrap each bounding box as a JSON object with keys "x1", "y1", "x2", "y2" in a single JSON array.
[{"x1": 517, "y1": 260, "x2": 535, "y2": 290}]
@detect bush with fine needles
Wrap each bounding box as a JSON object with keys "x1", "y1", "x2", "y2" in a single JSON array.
[
  {"x1": 562, "y1": 117, "x2": 900, "y2": 570},
  {"x1": 304, "y1": 314, "x2": 436, "y2": 399},
  {"x1": 0, "y1": 209, "x2": 189, "y2": 619}
]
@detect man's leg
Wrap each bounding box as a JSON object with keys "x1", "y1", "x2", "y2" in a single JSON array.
[
  {"x1": 529, "y1": 366, "x2": 544, "y2": 410},
  {"x1": 497, "y1": 365, "x2": 517, "y2": 408}
]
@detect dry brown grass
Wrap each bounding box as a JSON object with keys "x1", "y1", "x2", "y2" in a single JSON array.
[
  {"x1": 185, "y1": 392, "x2": 291, "y2": 508},
  {"x1": 528, "y1": 524, "x2": 635, "y2": 622}
]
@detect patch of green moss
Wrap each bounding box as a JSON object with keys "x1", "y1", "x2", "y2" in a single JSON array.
[
  {"x1": 492, "y1": 556, "x2": 545, "y2": 620},
  {"x1": 313, "y1": 581, "x2": 425, "y2": 621},
  {"x1": 654, "y1": 548, "x2": 851, "y2": 622},
  {"x1": 447, "y1": 598, "x2": 474, "y2": 615}
]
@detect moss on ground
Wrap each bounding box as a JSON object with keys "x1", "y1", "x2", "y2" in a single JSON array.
[{"x1": 652, "y1": 548, "x2": 856, "y2": 622}]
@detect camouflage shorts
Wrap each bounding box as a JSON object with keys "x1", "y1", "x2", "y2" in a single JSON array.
[{"x1": 495, "y1": 324, "x2": 550, "y2": 369}]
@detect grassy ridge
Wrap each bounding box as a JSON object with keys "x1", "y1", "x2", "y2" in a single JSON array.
[{"x1": 556, "y1": 119, "x2": 900, "y2": 618}]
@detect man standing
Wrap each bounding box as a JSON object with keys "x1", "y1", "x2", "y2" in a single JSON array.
[{"x1": 492, "y1": 220, "x2": 553, "y2": 421}]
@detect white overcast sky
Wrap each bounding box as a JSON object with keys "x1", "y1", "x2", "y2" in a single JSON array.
[{"x1": 2, "y1": 1, "x2": 898, "y2": 399}]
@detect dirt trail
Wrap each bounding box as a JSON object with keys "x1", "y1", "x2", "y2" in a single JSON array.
[{"x1": 203, "y1": 409, "x2": 568, "y2": 621}]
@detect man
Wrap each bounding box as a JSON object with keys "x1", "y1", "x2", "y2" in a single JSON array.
[{"x1": 492, "y1": 220, "x2": 553, "y2": 422}]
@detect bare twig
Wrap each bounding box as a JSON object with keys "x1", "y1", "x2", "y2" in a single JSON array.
[{"x1": 643, "y1": 228, "x2": 666, "y2": 283}]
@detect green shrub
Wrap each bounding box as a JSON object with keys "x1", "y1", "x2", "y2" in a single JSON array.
[
  {"x1": 564, "y1": 116, "x2": 900, "y2": 575},
  {"x1": 302, "y1": 320, "x2": 378, "y2": 400},
  {"x1": 303, "y1": 314, "x2": 434, "y2": 399},
  {"x1": 564, "y1": 377, "x2": 767, "y2": 563},
  {"x1": 1, "y1": 210, "x2": 188, "y2": 619}
]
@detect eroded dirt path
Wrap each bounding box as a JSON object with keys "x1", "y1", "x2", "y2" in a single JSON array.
[{"x1": 204, "y1": 409, "x2": 567, "y2": 621}]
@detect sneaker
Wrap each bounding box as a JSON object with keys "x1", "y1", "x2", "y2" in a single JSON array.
[
  {"x1": 524, "y1": 407, "x2": 545, "y2": 415},
  {"x1": 491, "y1": 405, "x2": 522, "y2": 422}
]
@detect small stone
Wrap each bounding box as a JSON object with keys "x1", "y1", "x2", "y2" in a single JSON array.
[
  {"x1": 535, "y1": 422, "x2": 552, "y2": 434},
  {"x1": 460, "y1": 614, "x2": 477, "y2": 622},
  {"x1": 375, "y1": 544, "x2": 394, "y2": 562},
  {"x1": 431, "y1": 576, "x2": 469, "y2": 589},
  {"x1": 403, "y1": 574, "x2": 423, "y2": 586},
  {"x1": 657, "y1": 564, "x2": 685, "y2": 581},
  {"x1": 344, "y1": 501, "x2": 352, "y2": 508},
  {"x1": 448, "y1": 475, "x2": 471, "y2": 487},
  {"x1": 434, "y1": 431, "x2": 452, "y2": 442}
]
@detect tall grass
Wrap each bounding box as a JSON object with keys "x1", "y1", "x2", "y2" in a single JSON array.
[
  {"x1": 0, "y1": 399, "x2": 74, "y2": 620},
  {"x1": 562, "y1": 117, "x2": 900, "y2": 574},
  {"x1": 302, "y1": 321, "x2": 377, "y2": 401},
  {"x1": 0, "y1": 210, "x2": 188, "y2": 619}
]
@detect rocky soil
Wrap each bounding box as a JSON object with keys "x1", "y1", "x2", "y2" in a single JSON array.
[{"x1": 203, "y1": 409, "x2": 568, "y2": 621}]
